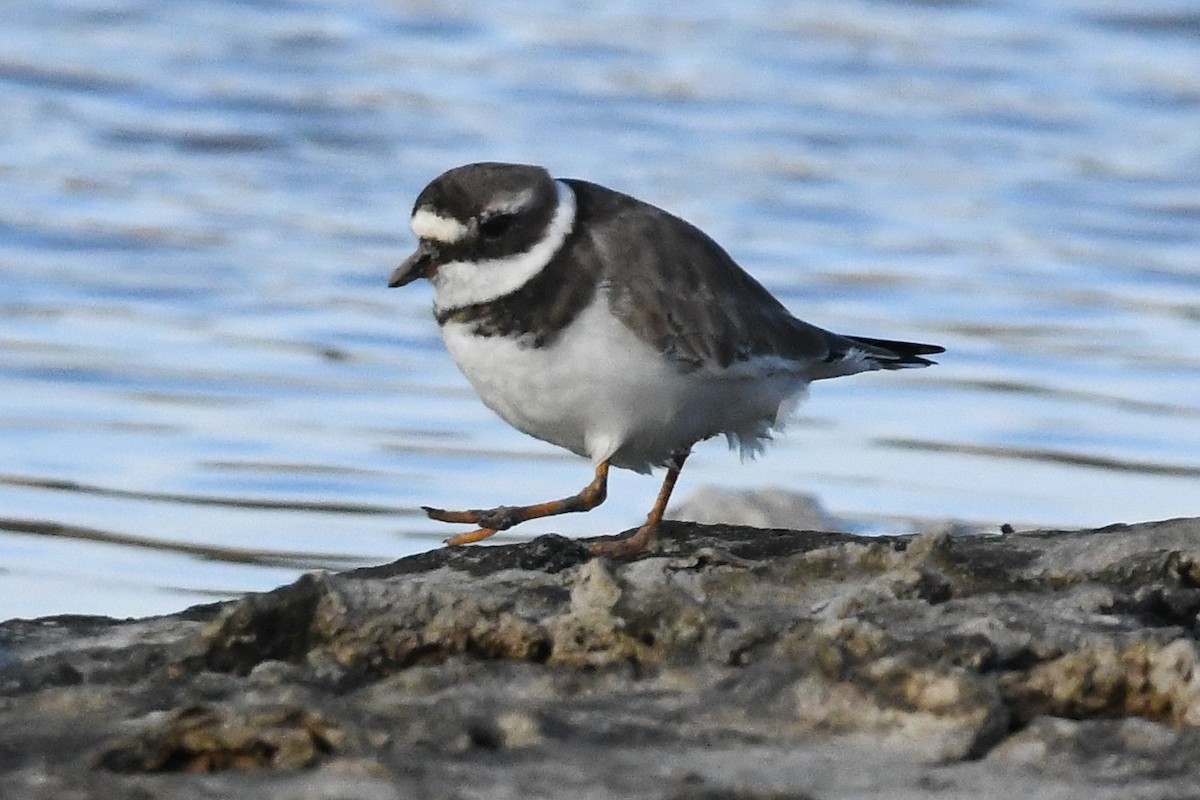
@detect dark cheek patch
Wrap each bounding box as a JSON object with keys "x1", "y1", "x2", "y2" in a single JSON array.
[{"x1": 434, "y1": 233, "x2": 599, "y2": 349}]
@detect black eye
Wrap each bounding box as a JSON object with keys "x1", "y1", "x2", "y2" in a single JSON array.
[{"x1": 479, "y1": 213, "x2": 516, "y2": 239}]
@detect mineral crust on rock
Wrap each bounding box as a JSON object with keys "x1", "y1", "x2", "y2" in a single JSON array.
[{"x1": 4, "y1": 518, "x2": 1200, "y2": 799}]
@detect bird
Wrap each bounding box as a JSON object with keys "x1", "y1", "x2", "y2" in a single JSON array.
[{"x1": 389, "y1": 162, "x2": 943, "y2": 557}]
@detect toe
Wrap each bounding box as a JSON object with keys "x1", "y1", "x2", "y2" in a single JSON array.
[
  {"x1": 445, "y1": 528, "x2": 498, "y2": 546},
  {"x1": 424, "y1": 506, "x2": 480, "y2": 524}
]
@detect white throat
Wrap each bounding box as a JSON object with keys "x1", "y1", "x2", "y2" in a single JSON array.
[{"x1": 431, "y1": 180, "x2": 576, "y2": 312}]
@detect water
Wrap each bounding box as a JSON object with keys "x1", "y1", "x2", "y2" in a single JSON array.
[{"x1": 1, "y1": 0, "x2": 1197, "y2": 619}]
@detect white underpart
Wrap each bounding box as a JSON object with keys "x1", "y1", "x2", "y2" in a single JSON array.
[
  {"x1": 440, "y1": 290, "x2": 813, "y2": 473},
  {"x1": 410, "y1": 209, "x2": 469, "y2": 244},
  {"x1": 432, "y1": 180, "x2": 577, "y2": 312}
]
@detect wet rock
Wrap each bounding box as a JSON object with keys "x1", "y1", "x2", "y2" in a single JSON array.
[{"x1": 2, "y1": 518, "x2": 1200, "y2": 798}]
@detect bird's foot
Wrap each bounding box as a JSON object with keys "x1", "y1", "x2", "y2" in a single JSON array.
[
  {"x1": 587, "y1": 522, "x2": 659, "y2": 560},
  {"x1": 422, "y1": 505, "x2": 521, "y2": 531},
  {"x1": 423, "y1": 463, "x2": 611, "y2": 549}
]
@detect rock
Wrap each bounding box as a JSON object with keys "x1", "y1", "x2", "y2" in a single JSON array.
[
  {"x1": 2, "y1": 517, "x2": 1200, "y2": 798},
  {"x1": 670, "y1": 485, "x2": 841, "y2": 531}
]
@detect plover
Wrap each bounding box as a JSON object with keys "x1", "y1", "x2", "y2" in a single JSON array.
[{"x1": 390, "y1": 162, "x2": 943, "y2": 556}]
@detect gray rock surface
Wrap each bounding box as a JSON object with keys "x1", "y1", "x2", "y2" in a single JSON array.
[
  {"x1": 670, "y1": 485, "x2": 842, "y2": 531},
  {"x1": 669, "y1": 486, "x2": 1003, "y2": 542},
  {"x1": 4, "y1": 517, "x2": 1200, "y2": 798}
]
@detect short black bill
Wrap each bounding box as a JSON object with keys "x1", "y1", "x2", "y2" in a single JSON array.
[{"x1": 388, "y1": 242, "x2": 438, "y2": 287}]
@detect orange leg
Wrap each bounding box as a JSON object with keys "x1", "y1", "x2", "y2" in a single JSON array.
[
  {"x1": 426, "y1": 461, "x2": 610, "y2": 546},
  {"x1": 589, "y1": 449, "x2": 690, "y2": 558}
]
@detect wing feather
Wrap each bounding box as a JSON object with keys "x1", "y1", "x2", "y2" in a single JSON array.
[{"x1": 565, "y1": 179, "x2": 836, "y2": 372}]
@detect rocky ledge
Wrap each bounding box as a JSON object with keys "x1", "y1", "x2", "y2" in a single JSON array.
[{"x1": 4, "y1": 517, "x2": 1200, "y2": 799}]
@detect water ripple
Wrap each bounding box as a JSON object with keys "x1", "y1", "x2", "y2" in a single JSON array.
[
  {"x1": 0, "y1": 0, "x2": 1197, "y2": 617},
  {"x1": 877, "y1": 438, "x2": 1200, "y2": 479}
]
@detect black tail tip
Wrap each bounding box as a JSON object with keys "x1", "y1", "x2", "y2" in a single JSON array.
[{"x1": 846, "y1": 335, "x2": 944, "y2": 367}]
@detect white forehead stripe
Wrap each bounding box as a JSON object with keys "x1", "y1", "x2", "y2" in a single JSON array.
[
  {"x1": 411, "y1": 208, "x2": 469, "y2": 244},
  {"x1": 433, "y1": 180, "x2": 577, "y2": 312}
]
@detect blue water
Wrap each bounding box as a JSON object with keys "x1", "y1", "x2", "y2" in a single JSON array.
[{"x1": 1, "y1": 0, "x2": 1197, "y2": 618}]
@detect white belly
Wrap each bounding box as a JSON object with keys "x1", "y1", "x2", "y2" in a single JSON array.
[{"x1": 440, "y1": 296, "x2": 810, "y2": 472}]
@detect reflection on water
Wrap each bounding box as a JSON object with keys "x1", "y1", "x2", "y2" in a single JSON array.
[
  {"x1": 0, "y1": 0, "x2": 1197, "y2": 618},
  {"x1": 0, "y1": 514, "x2": 367, "y2": 570},
  {"x1": 877, "y1": 438, "x2": 1200, "y2": 479}
]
